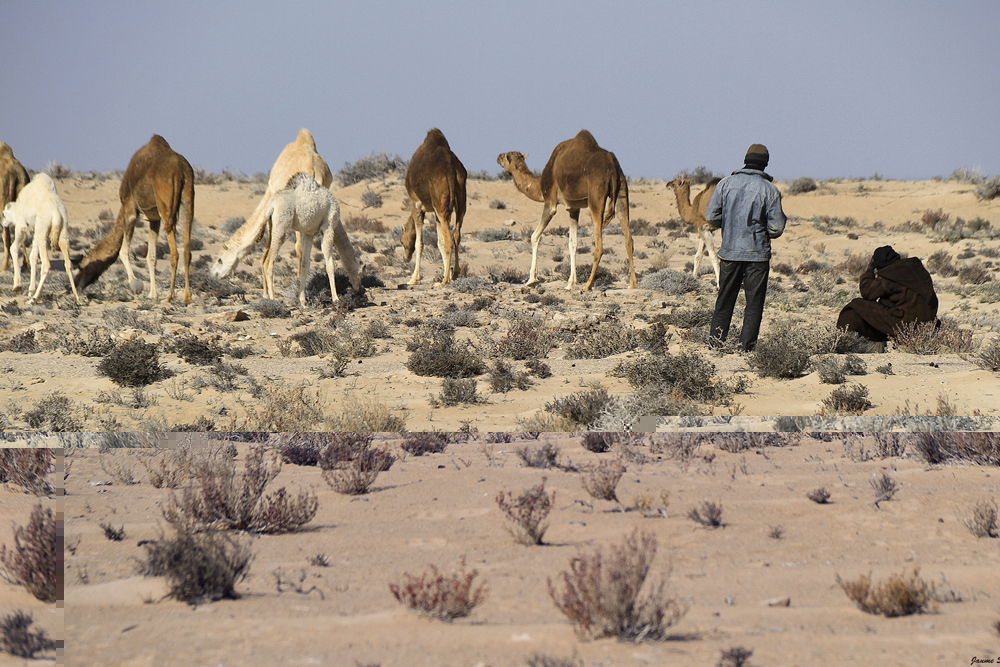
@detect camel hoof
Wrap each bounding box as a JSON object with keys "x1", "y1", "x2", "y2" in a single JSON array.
[{"x1": 525, "y1": 279, "x2": 538, "y2": 287}]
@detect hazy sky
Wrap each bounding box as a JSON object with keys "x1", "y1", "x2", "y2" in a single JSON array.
[{"x1": 4, "y1": 1, "x2": 999, "y2": 180}]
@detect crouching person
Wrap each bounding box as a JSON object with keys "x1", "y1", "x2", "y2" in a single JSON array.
[{"x1": 836, "y1": 245, "x2": 938, "y2": 348}]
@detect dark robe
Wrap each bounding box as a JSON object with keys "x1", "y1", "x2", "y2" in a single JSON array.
[{"x1": 836, "y1": 257, "x2": 939, "y2": 342}]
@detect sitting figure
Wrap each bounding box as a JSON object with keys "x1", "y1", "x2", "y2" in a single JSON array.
[{"x1": 836, "y1": 245, "x2": 938, "y2": 345}]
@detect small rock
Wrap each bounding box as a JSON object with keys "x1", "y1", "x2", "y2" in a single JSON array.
[
  {"x1": 89, "y1": 480, "x2": 113, "y2": 486},
  {"x1": 724, "y1": 596, "x2": 735, "y2": 606},
  {"x1": 209, "y1": 309, "x2": 250, "y2": 323},
  {"x1": 765, "y1": 596, "x2": 791, "y2": 607}
]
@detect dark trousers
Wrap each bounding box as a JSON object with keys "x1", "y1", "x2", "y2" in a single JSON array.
[{"x1": 709, "y1": 259, "x2": 770, "y2": 352}]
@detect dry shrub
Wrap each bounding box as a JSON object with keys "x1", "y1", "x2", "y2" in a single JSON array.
[
  {"x1": 232, "y1": 383, "x2": 325, "y2": 431},
  {"x1": 390, "y1": 559, "x2": 487, "y2": 621},
  {"x1": 565, "y1": 320, "x2": 640, "y2": 359},
  {"x1": 315, "y1": 432, "x2": 377, "y2": 468},
  {"x1": 23, "y1": 393, "x2": 83, "y2": 432},
  {"x1": 717, "y1": 647, "x2": 754, "y2": 667},
  {"x1": 788, "y1": 177, "x2": 818, "y2": 194},
  {"x1": 548, "y1": 530, "x2": 686, "y2": 641},
  {"x1": 406, "y1": 326, "x2": 486, "y2": 378},
  {"x1": 488, "y1": 360, "x2": 533, "y2": 393},
  {"x1": 97, "y1": 339, "x2": 167, "y2": 386},
  {"x1": 962, "y1": 499, "x2": 998, "y2": 538},
  {"x1": 581, "y1": 432, "x2": 615, "y2": 453},
  {"x1": 750, "y1": 324, "x2": 866, "y2": 379},
  {"x1": 612, "y1": 350, "x2": 727, "y2": 402},
  {"x1": 491, "y1": 316, "x2": 557, "y2": 360},
  {"x1": 140, "y1": 448, "x2": 192, "y2": 488},
  {"x1": 582, "y1": 460, "x2": 625, "y2": 502},
  {"x1": 326, "y1": 396, "x2": 406, "y2": 432},
  {"x1": 546, "y1": 387, "x2": 610, "y2": 429},
  {"x1": 496, "y1": 479, "x2": 555, "y2": 545},
  {"x1": 871, "y1": 472, "x2": 898, "y2": 505},
  {"x1": 976, "y1": 175, "x2": 1000, "y2": 201},
  {"x1": 0, "y1": 450, "x2": 53, "y2": 494},
  {"x1": 0, "y1": 611, "x2": 58, "y2": 659},
  {"x1": 517, "y1": 442, "x2": 560, "y2": 469},
  {"x1": 100, "y1": 522, "x2": 125, "y2": 541},
  {"x1": 163, "y1": 446, "x2": 318, "y2": 533},
  {"x1": 892, "y1": 318, "x2": 974, "y2": 354},
  {"x1": 837, "y1": 568, "x2": 934, "y2": 617},
  {"x1": 688, "y1": 501, "x2": 724, "y2": 528},
  {"x1": 171, "y1": 334, "x2": 223, "y2": 365},
  {"x1": 138, "y1": 521, "x2": 252, "y2": 606},
  {"x1": 60, "y1": 327, "x2": 116, "y2": 356},
  {"x1": 322, "y1": 445, "x2": 395, "y2": 495},
  {"x1": 526, "y1": 653, "x2": 582, "y2": 667},
  {"x1": 807, "y1": 487, "x2": 831, "y2": 504},
  {"x1": 438, "y1": 378, "x2": 481, "y2": 405},
  {"x1": 911, "y1": 432, "x2": 1000, "y2": 465},
  {"x1": 821, "y1": 383, "x2": 873, "y2": 414},
  {"x1": 0, "y1": 504, "x2": 59, "y2": 602},
  {"x1": 401, "y1": 432, "x2": 449, "y2": 456},
  {"x1": 968, "y1": 339, "x2": 1000, "y2": 372}
]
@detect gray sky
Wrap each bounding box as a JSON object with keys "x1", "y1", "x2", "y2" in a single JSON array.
[{"x1": 4, "y1": 0, "x2": 998, "y2": 180}]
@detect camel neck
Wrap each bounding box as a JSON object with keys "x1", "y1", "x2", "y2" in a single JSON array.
[
  {"x1": 672, "y1": 186, "x2": 695, "y2": 222},
  {"x1": 509, "y1": 165, "x2": 544, "y2": 202}
]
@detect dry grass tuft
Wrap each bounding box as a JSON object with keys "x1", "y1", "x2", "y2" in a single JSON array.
[
  {"x1": 837, "y1": 568, "x2": 934, "y2": 617},
  {"x1": 390, "y1": 559, "x2": 487, "y2": 621},
  {"x1": 688, "y1": 501, "x2": 724, "y2": 528},
  {"x1": 892, "y1": 318, "x2": 974, "y2": 354},
  {"x1": 496, "y1": 479, "x2": 555, "y2": 545},
  {"x1": 807, "y1": 487, "x2": 832, "y2": 504},
  {"x1": 548, "y1": 529, "x2": 686, "y2": 641},
  {"x1": 0, "y1": 504, "x2": 59, "y2": 602},
  {"x1": 962, "y1": 499, "x2": 998, "y2": 538},
  {"x1": 582, "y1": 460, "x2": 626, "y2": 502},
  {"x1": 0, "y1": 611, "x2": 58, "y2": 659},
  {"x1": 0, "y1": 450, "x2": 53, "y2": 495}
]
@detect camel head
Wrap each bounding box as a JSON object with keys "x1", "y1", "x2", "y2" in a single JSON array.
[
  {"x1": 665, "y1": 177, "x2": 691, "y2": 192},
  {"x1": 211, "y1": 239, "x2": 244, "y2": 278},
  {"x1": 496, "y1": 151, "x2": 528, "y2": 174}
]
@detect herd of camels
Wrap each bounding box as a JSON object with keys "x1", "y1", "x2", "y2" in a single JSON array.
[{"x1": 0, "y1": 129, "x2": 723, "y2": 305}]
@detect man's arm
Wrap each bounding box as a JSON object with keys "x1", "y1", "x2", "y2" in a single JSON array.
[
  {"x1": 859, "y1": 268, "x2": 888, "y2": 300},
  {"x1": 766, "y1": 189, "x2": 787, "y2": 239},
  {"x1": 705, "y1": 183, "x2": 724, "y2": 230}
]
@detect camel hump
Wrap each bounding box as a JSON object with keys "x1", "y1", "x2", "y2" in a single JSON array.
[
  {"x1": 424, "y1": 128, "x2": 450, "y2": 148},
  {"x1": 0, "y1": 141, "x2": 10, "y2": 155},
  {"x1": 285, "y1": 172, "x2": 318, "y2": 190},
  {"x1": 296, "y1": 128, "x2": 317, "y2": 150},
  {"x1": 30, "y1": 172, "x2": 56, "y2": 190},
  {"x1": 149, "y1": 134, "x2": 171, "y2": 149},
  {"x1": 706, "y1": 177, "x2": 722, "y2": 186},
  {"x1": 574, "y1": 130, "x2": 599, "y2": 147}
]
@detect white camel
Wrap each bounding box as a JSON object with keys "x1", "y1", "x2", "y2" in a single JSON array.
[
  {"x1": 1, "y1": 173, "x2": 82, "y2": 304},
  {"x1": 211, "y1": 172, "x2": 362, "y2": 306}
]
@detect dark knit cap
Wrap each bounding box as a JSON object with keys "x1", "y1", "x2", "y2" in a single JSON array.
[
  {"x1": 872, "y1": 245, "x2": 901, "y2": 270},
  {"x1": 744, "y1": 143, "x2": 769, "y2": 170}
]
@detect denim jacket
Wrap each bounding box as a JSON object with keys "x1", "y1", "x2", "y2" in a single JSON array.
[{"x1": 705, "y1": 168, "x2": 787, "y2": 262}]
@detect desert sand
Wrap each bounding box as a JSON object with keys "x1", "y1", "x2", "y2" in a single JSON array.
[
  {"x1": 0, "y1": 172, "x2": 997, "y2": 431},
  {"x1": 61, "y1": 437, "x2": 1000, "y2": 666}
]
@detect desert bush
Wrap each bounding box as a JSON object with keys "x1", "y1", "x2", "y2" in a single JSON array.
[
  {"x1": 951, "y1": 167, "x2": 985, "y2": 184},
  {"x1": 581, "y1": 432, "x2": 615, "y2": 453},
  {"x1": 138, "y1": 521, "x2": 252, "y2": 606},
  {"x1": 958, "y1": 263, "x2": 993, "y2": 285},
  {"x1": 639, "y1": 268, "x2": 699, "y2": 294},
  {"x1": 582, "y1": 460, "x2": 625, "y2": 502},
  {"x1": 565, "y1": 320, "x2": 640, "y2": 359},
  {"x1": 406, "y1": 326, "x2": 485, "y2": 378},
  {"x1": 546, "y1": 387, "x2": 610, "y2": 429},
  {"x1": 962, "y1": 499, "x2": 998, "y2": 538},
  {"x1": 98, "y1": 339, "x2": 166, "y2": 387},
  {"x1": 688, "y1": 501, "x2": 724, "y2": 528},
  {"x1": 910, "y1": 432, "x2": 1000, "y2": 466},
  {"x1": 837, "y1": 568, "x2": 934, "y2": 617},
  {"x1": 526, "y1": 358, "x2": 552, "y2": 378},
  {"x1": 450, "y1": 275, "x2": 493, "y2": 293},
  {"x1": 312, "y1": 432, "x2": 378, "y2": 469},
  {"x1": 0, "y1": 504, "x2": 59, "y2": 602},
  {"x1": 23, "y1": 392, "x2": 82, "y2": 431},
  {"x1": 975, "y1": 175, "x2": 1000, "y2": 200},
  {"x1": 526, "y1": 653, "x2": 582, "y2": 667},
  {"x1": 612, "y1": 350, "x2": 725, "y2": 402},
  {"x1": 0, "y1": 450, "x2": 53, "y2": 494},
  {"x1": 140, "y1": 449, "x2": 191, "y2": 488},
  {"x1": 488, "y1": 265, "x2": 528, "y2": 284},
  {"x1": 390, "y1": 559, "x2": 487, "y2": 621},
  {"x1": 821, "y1": 383, "x2": 873, "y2": 414},
  {"x1": 477, "y1": 227, "x2": 515, "y2": 242},
  {"x1": 254, "y1": 298, "x2": 291, "y2": 319},
  {"x1": 807, "y1": 487, "x2": 831, "y2": 504},
  {"x1": 517, "y1": 442, "x2": 560, "y2": 469},
  {"x1": 361, "y1": 189, "x2": 384, "y2": 208},
  {"x1": 0, "y1": 611, "x2": 58, "y2": 659},
  {"x1": 717, "y1": 646, "x2": 754, "y2": 667},
  {"x1": 488, "y1": 360, "x2": 533, "y2": 393},
  {"x1": 343, "y1": 213, "x2": 386, "y2": 234},
  {"x1": 437, "y1": 378, "x2": 481, "y2": 405},
  {"x1": 171, "y1": 334, "x2": 223, "y2": 365},
  {"x1": 1, "y1": 330, "x2": 40, "y2": 353},
  {"x1": 871, "y1": 472, "x2": 898, "y2": 504},
  {"x1": 496, "y1": 479, "x2": 555, "y2": 545},
  {"x1": 337, "y1": 153, "x2": 407, "y2": 186},
  {"x1": 814, "y1": 356, "x2": 847, "y2": 384},
  {"x1": 490, "y1": 315, "x2": 557, "y2": 360},
  {"x1": 749, "y1": 323, "x2": 866, "y2": 379},
  {"x1": 100, "y1": 522, "x2": 125, "y2": 541},
  {"x1": 163, "y1": 446, "x2": 317, "y2": 533},
  {"x1": 969, "y1": 339, "x2": 1000, "y2": 372},
  {"x1": 892, "y1": 318, "x2": 974, "y2": 354},
  {"x1": 326, "y1": 396, "x2": 407, "y2": 432},
  {"x1": 322, "y1": 446, "x2": 395, "y2": 495},
  {"x1": 788, "y1": 177, "x2": 818, "y2": 194},
  {"x1": 401, "y1": 432, "x2": 450, "y2": 456},
  {"x1": 548, "y1": 529, "x2": 686, "y2": 641},
  {"x1": 674, "y1": 166, "x2": 719, "y2": 184},
  {"x1": 926, "y1": 250, "x2": 958, "y2": 277}
]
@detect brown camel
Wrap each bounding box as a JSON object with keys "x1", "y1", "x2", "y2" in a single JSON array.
[
  {"x1": 497, "y1": 130, "x2": 636, "y2": 290},
  {"x1": 402, "y1": 129, "x2": 467, "y2": 286},
  {"x1": 75, "y1": 135, "x2": 194, "y2": 303},
  {"x1": 215, "y1": 129, "x2": 334, "y2": 286},
  {"x1": 0, "y1": 142, "x2": 31, "y2": 273},
  {"x1": 665, "y1": 176, "x2": 721, "y2": 287}
]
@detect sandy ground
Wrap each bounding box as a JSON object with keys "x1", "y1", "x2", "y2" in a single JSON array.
[
  {"x1": 61, "y1": 437, "x2": 1000, "y2": 666},
  {"x1": 0, "y1": 448, "x2": 61, "y2": 666},
  {"x1": 0, "y1": 171, "x2": 998, "y2": 430}
]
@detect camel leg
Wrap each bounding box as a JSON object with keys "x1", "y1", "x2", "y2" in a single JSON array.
[
  {"x1": 582, "y1": 199, "x2": 608, "y2": 291},
  {"x1": 407, "y1": 210, "x2": 424, "y2": 286},
  {"x1": 566, "y1": 208, "x2": 580, "y2": 289},
  {"x1": 10, "y1": 226, "x2": 25, "y2": 291},
  {"x1": 117, "y1": 212, "x2": 140, "y2": 287},
  {"x1": 704, "y1": 228, "x2": 721, "y2": 288},
  {"x1": 527, "y1": 202, "x2": 558, "y2": 286},
  {"x1": 434, "y1": 209, "x2": 455, "y2": 286},
  {"x1": 144, "y1": 222, "x2": 160, "y2": 301},
  {"x1": 164, "y1": 227, "x2": 179, "y2": 303},
  {"x1": 29, "y1": 238, "x2": 51, "y2": 303},
  {"x1": 27, "y1": 239, "x2": 40, "y2": 298},
  {"x1": 180, "y1": 209, "x2": 192, "y2": 305},
  {"x1": 618, "y1": 197, "x2": 637, "y2": 288},
  {"x1": 59, "y1": 230, "x2": 81, "y2": 304},
  {"x1": 296, "y1": 233, "x2": 313, "y2": 307},
  {"x1": 452, "y1": 209, "x2": 464, "y2": 279},
  {"x1": 261, "y1": 225, "x2": 286, "y2": 301},
  {"x1": 0, "y1": 227, "x2": 10, "y2": 273},
  {"x1": 693, "y1": 232, "x2": 704, "y2": 279}
]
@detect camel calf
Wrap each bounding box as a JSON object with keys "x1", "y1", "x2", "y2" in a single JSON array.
[{"x1": 1, "y1": 173, "x2": 82, "y2": 304}]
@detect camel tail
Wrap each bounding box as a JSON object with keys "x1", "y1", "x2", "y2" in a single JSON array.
[
  {"x1": 402, "y1": 212, "x2": 416, "y2": 261},
  {"x1": 74, "y1": 205, "x2": 130, "y2": 290}
]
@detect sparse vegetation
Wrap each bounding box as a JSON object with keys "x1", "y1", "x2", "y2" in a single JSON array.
[
  {"x1": 517, "y1": 442, "x2": 560, "y2": 469},
  {"x1": 807, "y1": 487, "x2": 831, "y2": 504},
  {"x1": 0, "y1": 611, "x2": 58, "y2": 659},
  {"x1": 975, "y1": 175, "x2": 1000, "y2": 201},
  {"x1": 0, "y1": 504, "x2": 59, "y2": 602},
  {"x1": 390, "y1": 559, "x2": 487, "y2": 621},
  {"x1": 961, "y1": 499, "x2": 998, "y2": 538},
  {"x1": 892, "y1": 318, "x2": 975, "y2": 354},
  {"x1": 98, "y1": 339, "x2": 167, "y2": 387},
  {"x1": 821, "y1": 383, "x2": 873, "y2": 414},
  {"x1": 788, "y1": 177, "x2": 818, "y2": 194},
  {"x1": 837, "y1": 568, "x2": 934, "y2": 617},
  {"x1": 406, "y1": 326, "x2": 486, "y2": 378},
  {"x1": 337, "y1": 153, "x2": 407, "y2": 186},
  {"x1": 688, "y1": 501, "x2": 724, "y2": 528},
  {"x1": 401, "y1": 432, "x2": 449, "y2": 456},
  {"x1": 871, "y1": 472, "x2": 898, "y2": 505},
  {"x1": 582, "y1": 460, "x2": 625, "y2": 502},
  {"x1": 437, "y1": 378, "x2": 481, "y2": 405},
  {"x1": 496, "y1": 479, "x2": 555, "y2": 545},
  {"x1": 548, "y1": 530, "x2": 686, "y2": 641},
  {"x1": 0, "y1": 450, "x2": 53, "y2": 494}
]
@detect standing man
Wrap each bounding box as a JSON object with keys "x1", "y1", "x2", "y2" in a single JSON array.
[{"x1": 705, "y1": 144, "x2": 787, "y2": 352}]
